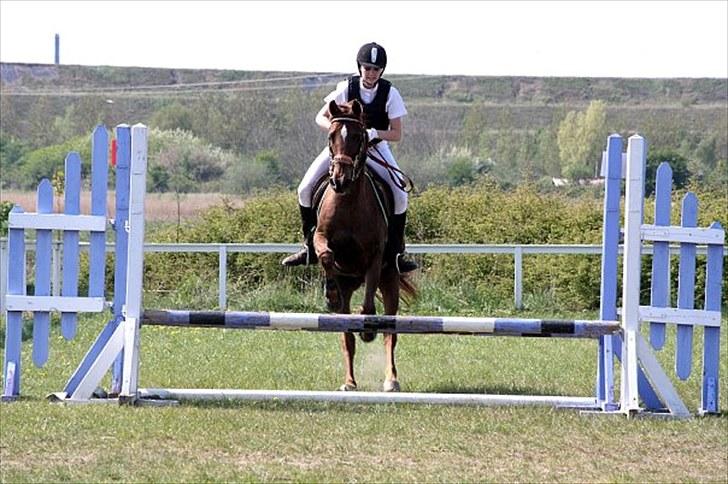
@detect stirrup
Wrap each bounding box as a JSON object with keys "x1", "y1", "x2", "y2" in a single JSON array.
[{"x1": 395, "y1": 252, "x2": 418, "y2": 273}]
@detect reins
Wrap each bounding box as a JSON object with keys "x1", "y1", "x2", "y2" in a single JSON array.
[
  {"x1": 366, "y1": 142, "x2": 415, "y2": 193},
  {"x1": 328, "y1": 116, "x2": 415, "y2": 194}
]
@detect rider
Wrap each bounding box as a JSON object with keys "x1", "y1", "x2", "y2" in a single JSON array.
[{"x1": 281, "y1": 42, "x2": 418, "y2": 273}]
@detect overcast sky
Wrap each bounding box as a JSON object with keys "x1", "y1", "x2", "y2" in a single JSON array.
[{"x1": 1, "y1": 1, "x2": 726, "y2": 78}]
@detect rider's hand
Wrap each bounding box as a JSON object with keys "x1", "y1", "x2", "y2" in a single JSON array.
[{"x1": 367, "y1": 128, "x2": 379, "y2": 141}]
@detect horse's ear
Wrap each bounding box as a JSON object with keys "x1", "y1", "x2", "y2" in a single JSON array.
[
  {"x1": 351, "y1": 99, "x2": 363, "y2": 117},
  {"x1": 328, "y1": 100, "x2": 342, "y2": 118}
]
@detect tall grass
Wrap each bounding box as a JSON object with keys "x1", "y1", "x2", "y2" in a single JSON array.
[{"x1": 0, "y1": 190, "x2": 248, "y2": 223}]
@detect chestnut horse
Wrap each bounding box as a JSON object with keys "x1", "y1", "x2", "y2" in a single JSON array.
[{"x1": 314, "y1": 99, "x2": 416, "y2": 392}]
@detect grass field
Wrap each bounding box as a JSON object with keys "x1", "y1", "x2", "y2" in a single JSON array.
[{"x1": 1, "y1": 292, "x2": 726, "y2": 482}]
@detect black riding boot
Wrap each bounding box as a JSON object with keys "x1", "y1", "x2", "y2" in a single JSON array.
[
  {"x1": 281, "y1": 205, "x2": 318, "y2": 266},
  {"x1": 388, "y1": 212, "x2": 418, "y2": 273}
]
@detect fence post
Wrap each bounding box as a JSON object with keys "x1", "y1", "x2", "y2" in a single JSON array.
[
  {"x1": 514, "y1": 246, "x2": 523, "y2": 309},
  {"x1": 219, "y1": 245, "x2": 227, "y2": 310}
]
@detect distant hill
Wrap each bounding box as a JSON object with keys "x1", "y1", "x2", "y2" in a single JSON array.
[
  {"x1": 2, "y1": 62, "x2": 726, "y2": 105},
  {"x1": 1, "y1": 62, "x2": 726, "y2": 190}
]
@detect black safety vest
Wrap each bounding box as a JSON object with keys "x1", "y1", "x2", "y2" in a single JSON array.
[{"x1": 347, "y1": 76, "x2": 391, "y2": 131}]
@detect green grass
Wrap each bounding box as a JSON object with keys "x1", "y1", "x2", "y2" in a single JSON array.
[{"x1": 1, "y1": 291, "x2": 727, "y2": 482}]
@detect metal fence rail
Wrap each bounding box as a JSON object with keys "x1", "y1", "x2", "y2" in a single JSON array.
[{"x1": 1, "y1": 239, "x2": 722, "y2": 312}]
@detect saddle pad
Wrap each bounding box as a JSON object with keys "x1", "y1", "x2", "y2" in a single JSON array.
[{"x1": 311, "y1": 169, "x2": 394, "y2": 221}]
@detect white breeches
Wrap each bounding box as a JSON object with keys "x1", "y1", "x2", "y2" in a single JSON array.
[{"x1": 297, "y1": 144, "x2": 408, "y2": 214}]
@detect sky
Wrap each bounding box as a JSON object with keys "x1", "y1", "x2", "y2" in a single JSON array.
[{"x1": 1, "y1": 1, "x2": 726, "y2": 78}]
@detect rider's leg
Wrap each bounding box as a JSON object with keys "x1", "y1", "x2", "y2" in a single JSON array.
[
  {"x1": 388, "y1": 211, "x2": 418, "y2": 273},
  {"x1": 365, "y1": 145, "x2": 418, "y2": 273},
  {"x1": 281, "y1": 148, "x2": 330, "y2": 267}
]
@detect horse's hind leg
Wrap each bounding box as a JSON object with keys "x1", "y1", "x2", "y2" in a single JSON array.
[{"x1": 380, "y1": 271, "x2": 401, "y2": 392}]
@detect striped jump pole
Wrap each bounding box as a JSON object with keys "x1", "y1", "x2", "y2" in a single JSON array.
[{"x1": 141, "y1": 310, "x2": 620, "y2": 338}]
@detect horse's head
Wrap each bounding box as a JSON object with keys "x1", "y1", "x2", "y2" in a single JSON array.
[{"x1": 327, "y1": 99, "x2": 368, "y2": 193}]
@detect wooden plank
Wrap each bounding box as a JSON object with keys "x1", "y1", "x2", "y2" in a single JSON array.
[
  {"x1": 641, "y1": 225, "x2": 724, "y2": 244},
  {"x1": 8, "y1": 213, "x2": 106, "y2": 231},
  {"x1": 675, "y1": 193, "x2": 697, "y2": 380},
  {"x1": 110, "y1": 124, "x2": 131, "y2": 395},
  {"x1": 68, "y1": 320, "x2": 125, "y2": 401},
  {"x1": 2, "y1": 206, "x2": 26, "y2": 399},
  {"x1": 61, "y1": 152, "x2": 82, "y2": 340},
  {"x1": 637, "y1": 334, "x2": 690, "y2": 418},
  {"x1": 32, "y1": 180, "x2": 53, "y2": 367},
  {"x1": 639, "y1": 306, "x2": 720, "y2": 327},
  {"x1": 649, "y1": 162, "x2": 671, "y2": 349},
  {"x1": 701, "y1": 221, "x2": 724, "y2": 414},
  {"x1": 120, "y1": 125, "x2": 149, "y2": 399},
  {"x1": 6, "y1": 295, "x2": 105, "y2": 312},
  {"x1": 89, "y1": 125, "x2": 109, "y2": 299},
  {"x1": 596, "y1": 134, "x2": 622, "y2": 407},
  {"x1": 620, "y1": 135, "x2": 646, "y2": 414}
]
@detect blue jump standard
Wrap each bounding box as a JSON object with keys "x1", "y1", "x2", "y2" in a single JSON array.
[{"x1": 141, "y1": 310, "x2": 619, "y2": 338}]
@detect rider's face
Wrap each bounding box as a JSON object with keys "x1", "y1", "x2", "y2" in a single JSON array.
[{"x1": 359, "y1": 65, "x2": 382, "y2": 88}]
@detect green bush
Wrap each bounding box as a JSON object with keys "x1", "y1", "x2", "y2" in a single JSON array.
[{"x1": 11, "y1": 135, "x2": 92, "y2": 190}]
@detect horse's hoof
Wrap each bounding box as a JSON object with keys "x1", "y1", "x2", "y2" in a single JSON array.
[
  {"x1": 383, "y1": 380, "x2": 400, "y2": 392},
  {"x1": 339, "y1": 383, "x2": 357, "y2": 392},
  {"x1": 359, "y1": 331, "x2": 377, "y2": 343}
]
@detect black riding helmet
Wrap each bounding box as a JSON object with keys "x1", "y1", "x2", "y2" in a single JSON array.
[{"x1": 356, "y1": 42, "x2": 387, "y2": 73}]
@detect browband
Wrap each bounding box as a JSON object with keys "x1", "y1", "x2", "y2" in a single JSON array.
[{"x1": 329, "y1": 117, "x2": 364, "y2": 126}]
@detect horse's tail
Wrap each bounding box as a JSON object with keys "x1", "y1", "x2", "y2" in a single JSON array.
[{"x1": 398, "y1": 273, "x2": 417, "y2": 305}]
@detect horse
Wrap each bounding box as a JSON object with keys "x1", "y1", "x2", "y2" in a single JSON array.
[{"x1": 313, "y1": 99, "x2": 416, "y2": 393}]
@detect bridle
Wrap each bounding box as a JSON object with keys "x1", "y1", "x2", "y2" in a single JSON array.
[
  {"x1": 328, "y1": 116, "x2": 368, "y2": 181},
  {"x1": 328, "y1": 115, "x2": 415, "y2": 193}
]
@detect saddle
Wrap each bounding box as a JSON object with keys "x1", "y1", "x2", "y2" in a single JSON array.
[{"x1": 311, "y1": 168, "x2": 395, "y2": 224}]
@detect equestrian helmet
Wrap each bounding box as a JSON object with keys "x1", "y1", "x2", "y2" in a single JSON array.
[{"x1": 357, "y1": 42, "x2": 387, "y2": 71}]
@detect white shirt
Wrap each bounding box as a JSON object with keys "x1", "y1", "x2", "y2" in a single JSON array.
[{"x1": 324, "y1": 77, "x2": 407, "y2": 121}]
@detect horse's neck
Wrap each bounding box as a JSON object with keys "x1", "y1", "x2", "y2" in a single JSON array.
[
  {"x1": 323, "y1": 175, "x2": 377, "y2": 222},
  {"x1": 329, "y1": 174, "x2": 368, "y2": 204}
]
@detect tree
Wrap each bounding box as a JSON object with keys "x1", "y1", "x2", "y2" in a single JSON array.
[
  {"x1": 0, "y1": 134, "x2": 28, "y2": 188},
  {"x1": 645, "y1": 150, "x2": 690, "y2": 197},
  {"x1": 557, "y1": 100, "x2": 607, "y2": 179},
  {"x1": 150, "y1": 102, "x2": 195, "y2": 132}
]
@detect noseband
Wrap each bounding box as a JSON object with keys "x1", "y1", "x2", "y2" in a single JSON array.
[{"x1": 329, "y1": 117, "x2": 368, "y2": 180}]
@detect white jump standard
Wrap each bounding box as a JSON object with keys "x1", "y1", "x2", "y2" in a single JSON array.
[{"x1": 2, "y1": 125, "x2": 724, "y2": 418}]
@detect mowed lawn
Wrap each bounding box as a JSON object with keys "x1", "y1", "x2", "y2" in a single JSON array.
[{"x1": 1, "y1": 311, "x2": 726, "y2": 482}]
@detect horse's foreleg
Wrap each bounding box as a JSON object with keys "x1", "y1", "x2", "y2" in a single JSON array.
[
  {"x1": 339, "y1": 333, "x2": 357, "y2": 391},
  {"x1": 313, "y1": 232, "x2": 334, "y2": 271},
  {"x1": 381, "y1": 271, "x2": 401, "y2": 392},
  {"x1": 338, "y1": 284, "x2": 357, "y2": 391}
]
